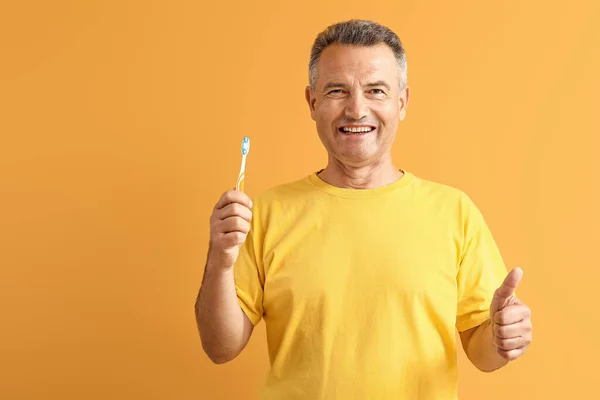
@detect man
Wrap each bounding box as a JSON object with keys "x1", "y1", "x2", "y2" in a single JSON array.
[{"x1": 196, "y1": 19, "x2": 532, "y2": 399}]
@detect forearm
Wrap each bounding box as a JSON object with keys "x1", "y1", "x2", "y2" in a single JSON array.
[
  {"x1": 195, "y1": 260, "x2": 248, "y2": 364},
  {"x1": 464, "y1": 319, "x2": 508, "y2": 372}
]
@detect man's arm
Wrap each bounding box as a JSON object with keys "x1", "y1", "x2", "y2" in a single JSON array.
[
  {"x1": 195, "y1": 190, "x2": 255, "y2": 364},
  {"x1": 460, "y1": 267, "x2": 532, "y2": 372},
  {"x1": 195, "y1": 259, "x2": 254, "y2": 364},
  {"x1": 459, "y1": 319, "x2": 508, "y2": 372}
]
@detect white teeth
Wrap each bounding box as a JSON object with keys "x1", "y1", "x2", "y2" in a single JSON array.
[{"x1": 342, "y1": 127, "x2": 374, "y2": 133}]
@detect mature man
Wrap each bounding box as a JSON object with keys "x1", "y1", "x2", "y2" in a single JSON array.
[{"x1": 196, "y1": 19, "x2": 532, "y2": 399}]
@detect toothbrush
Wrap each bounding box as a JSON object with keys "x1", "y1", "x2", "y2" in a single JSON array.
[{"x1": 236, "y1": 136, "x2": 250, "y2": 192}]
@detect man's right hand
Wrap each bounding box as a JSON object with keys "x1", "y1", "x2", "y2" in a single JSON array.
[
  {"x1": 208, "y1": 190, "x2": 253, "y2": 270},
  {"x1": 198, "y1": 190, "x2": 255, "y2": 364}
]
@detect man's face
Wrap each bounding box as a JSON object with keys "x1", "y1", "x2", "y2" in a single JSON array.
[{"x1": 305, "y1": 43, "x2": 409, "y2": 168}]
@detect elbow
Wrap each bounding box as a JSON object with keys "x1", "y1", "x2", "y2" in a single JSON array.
[
  {"x1": 201, "y1": 340, "x2": 239, "y2": 365},
  {"x1": 476, "y1": 364, "x2": 500, "y2": 373},
  {"x1": 207, "y1": 352, "x2": 234, "y2": 365},
  {"x1": 204, "y1": 350, "x2": 235, "y2": 365}
]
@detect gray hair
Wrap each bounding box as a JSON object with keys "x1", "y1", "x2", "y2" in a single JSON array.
[{"x1": 308, "y1": 19, "x2": 407, "y2": 91}]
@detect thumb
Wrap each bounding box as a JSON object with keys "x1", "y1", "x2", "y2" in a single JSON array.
[{"x1": 491, "y1": 267, "x2": 523, "y2": 313}]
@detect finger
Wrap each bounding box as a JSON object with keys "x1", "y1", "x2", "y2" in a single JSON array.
[
  {"x1": 214, "y1": 230, "x2": 247, "y2": 249},
  {"x1": 215, "y1": 190, "x2": 253, "y2": 210},
  {"x1": 225, "y1": 231, "x2": 247, "y2": 247},
  {"x1": 491, "y1": 267, "x2": 523, "y2": 312},
  {"x1": 494, "y1": 335, "x2": 527, "y2": 351},
  {"x1": 493, "y1": 304, "x2": 530, "y2": 325},
  {"x1": 493, "y1": 320, "x2": 531, "y2": 339},
  {"x1": 496, "y1": 267, "x2": 523, "y2": 300},
  {"x1": 497, "y1": 346, "x2": 527, "y2": 361},
  {"x1": 219, "y1": 216, "x2": 250, "y2": 234},
  {"x1": 218, "y1": 203, "x2": 253, "y2": 223}
]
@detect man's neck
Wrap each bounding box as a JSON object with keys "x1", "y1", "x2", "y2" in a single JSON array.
[{"x1": 317, "y1": 157, "x2": 404, "y2": 190}]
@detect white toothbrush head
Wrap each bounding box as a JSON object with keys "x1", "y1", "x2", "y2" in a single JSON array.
[{"x1": 241, "y1": 136, "x2": 250, "y2": 156}]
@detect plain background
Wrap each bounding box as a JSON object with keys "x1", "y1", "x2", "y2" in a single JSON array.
[{"x1": 1, "y1": 0, "x2": 598, "y2": 398}]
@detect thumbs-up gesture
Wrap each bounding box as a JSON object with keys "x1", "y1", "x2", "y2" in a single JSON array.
[{"x1": 490, "y1": 267, "x2": 533, "y2": 361}]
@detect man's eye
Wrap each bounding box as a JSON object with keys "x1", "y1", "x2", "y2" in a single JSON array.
[
  {"x1": 371, "y1": 89, "x2": 385, "y2": 94},
  {"x1": 328, "y1": 89, "x2": 343, "y2": 94}
]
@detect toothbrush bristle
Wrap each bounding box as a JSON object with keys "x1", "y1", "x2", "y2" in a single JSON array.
[{"x1": 241, "y1": 136, "x2": 250, "y2": 155}]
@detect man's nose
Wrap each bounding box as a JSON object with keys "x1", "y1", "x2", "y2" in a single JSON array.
[{"x1": 344, "y1": 93, "x2": 369, "y2": 120}]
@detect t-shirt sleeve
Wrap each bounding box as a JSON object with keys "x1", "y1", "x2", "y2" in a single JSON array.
[
  {"x1": 233, "y1": 205, "x2": 265, "y2": 326},
  {"x1": 456, "y1": 195, "x2": 507, "y2": 332}
]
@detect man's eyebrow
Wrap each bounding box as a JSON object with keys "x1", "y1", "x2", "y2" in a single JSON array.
[
  {"x1": 365, "y1": 80, "x2": 392, "y2": 91},
  {"x1": 322, "y1": 80, "x2": 392, "y2": 92},
  {"x1": 322, "y1": 82, "x2": 347, "y2": 91}
]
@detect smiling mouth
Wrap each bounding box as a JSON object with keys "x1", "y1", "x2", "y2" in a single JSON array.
[{"x1": 338, "y1": 126, "x2": 376, "y2": 135}]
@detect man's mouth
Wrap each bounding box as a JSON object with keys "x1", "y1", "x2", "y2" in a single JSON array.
[{"x1": 338, "y1": 126, "x2": 377, "y2": 135}]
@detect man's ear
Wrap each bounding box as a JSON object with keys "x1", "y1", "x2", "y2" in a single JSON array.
[
  {"x1": 305, "y1": 86, "x2": 317, "y2": 121},
  {"x1": 398, "y1": 86, "x2": 410, "y2": 121}
]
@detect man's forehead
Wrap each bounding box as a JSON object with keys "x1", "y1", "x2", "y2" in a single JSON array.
[
  {"x1": 320, "y1": 43, "x2": 395, "y2": 66},
  {"x1": 317, "y1": 44, "x2": 398, "y2": 87}
]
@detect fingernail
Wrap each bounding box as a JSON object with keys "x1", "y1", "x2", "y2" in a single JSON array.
[{"x1": 249, "y1": 200, "x2": 253, "y2": 208}]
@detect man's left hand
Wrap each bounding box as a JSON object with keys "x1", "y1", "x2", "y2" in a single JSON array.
[{"x1": 489, "y1": 267, "x2": 533, "y2": 361}]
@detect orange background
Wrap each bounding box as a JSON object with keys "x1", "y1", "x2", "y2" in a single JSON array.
[{"x1": 1, "y1": 1, "x2": 598, "y2": 399}]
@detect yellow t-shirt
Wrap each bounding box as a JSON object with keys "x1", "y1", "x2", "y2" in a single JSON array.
[{"x1": 234, "y1": 169, "x2": 507, "y2": 400}]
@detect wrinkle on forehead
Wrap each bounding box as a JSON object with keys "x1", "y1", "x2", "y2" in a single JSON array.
[{"x1": 317, "y1": 44, "x2": 399, "y2": 90}]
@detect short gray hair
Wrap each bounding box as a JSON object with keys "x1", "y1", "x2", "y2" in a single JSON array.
[{"x1": 308, "y1": 19, "x2": 407, "y2": 91}]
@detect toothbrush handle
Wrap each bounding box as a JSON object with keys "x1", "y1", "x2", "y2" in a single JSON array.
[{"x1": 236, "y1": 172, "x2": 245, "y2": 192}]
